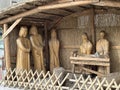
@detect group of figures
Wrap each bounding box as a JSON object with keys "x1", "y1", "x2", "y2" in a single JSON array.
[
  {"x1": 80, "y1": 31, "x2": 109, "y2": 56},
  {"x1": 16, "y1": 25, "x2": 109, "y2": 74},
  {"x1": 80, "y1": 31, "x2": 109, "y2": 73},
  {"x1": 16, "y1": 25, "x2": 60, "y2": 73}
]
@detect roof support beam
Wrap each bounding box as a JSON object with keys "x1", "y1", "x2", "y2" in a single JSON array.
[
  {"x1": 60, "y1": 8, "x2": 75, "y2": 13},
  {"x1": 2, "y1": 18, "x2": 22, "y2": 39},
  {"x1": 40, "y1": 12, "x2": 64, "y2": 17},
  {"x1": 0, "y1": 0, "x2": 99, "y2": 25},
  {"x1": 48, "y1": 17, "x2": 63, "y2": 31}
]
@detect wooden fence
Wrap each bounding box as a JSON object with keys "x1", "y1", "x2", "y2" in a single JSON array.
[{"x1": 0, "y1": 68, "x2": 120, "y2": 90}]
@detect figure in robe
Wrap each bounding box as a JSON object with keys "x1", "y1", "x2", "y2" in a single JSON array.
[
  {"x1": 96, "y1": 31, "x2": 109, "y2": 74},
  {"x1": 79, "y1": 33, "x2": 93, "y2": 74},
  {"x1": 16, "y1": 26, "x2": 31, "y2": 71},
  {"x1": 80, "y1": 33, "x2": 92, "y2": 55},
  {"x1": 49, "y1": 29, "x2": 60, "y2": 73},
  {"x1": 96, "y1": 31, "x2": 109, "y2": 56},
  {"x1": 30, "y1": 25, "x2": 45, "y2": 72}
]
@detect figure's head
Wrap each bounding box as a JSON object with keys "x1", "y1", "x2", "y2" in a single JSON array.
[
  {"x1": 30, "y1": 25, "x2": 38, "y2": 35},
  {"x1": 99, "y1": 31, "x2": 105, "y2": 39},
  {"x1": 82, "y1": 32, "x2": 88, "y2": 41},
  {"x1": 19, "y1": 26, "x2": 28, "y2": 37},
  {"x1": 51, "y1": 29, "x2": 57, "y2": 39}
]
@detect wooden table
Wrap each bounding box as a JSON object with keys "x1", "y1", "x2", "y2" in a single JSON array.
[{"x1": 70, "y1": 56, "x2": 110, "y2": 76}]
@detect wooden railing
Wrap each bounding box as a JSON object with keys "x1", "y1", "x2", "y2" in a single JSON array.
[{"x1": 0, "y1": 68, "x2": 120, "y2": 90}]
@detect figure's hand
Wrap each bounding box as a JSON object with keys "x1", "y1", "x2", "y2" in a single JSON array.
[
  {"x1": 37, "y1": 50, "x2": 41, "y2": 55},
  {"x1": 27, "y1": 49, "x2": 30, "y2": 52},
  {"x1": 24, "y1": 49, "x2": 30, "y2": 53}
]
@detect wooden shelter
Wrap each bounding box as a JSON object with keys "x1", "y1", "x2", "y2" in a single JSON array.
[{"x1": 0, "y1": 0, "x2": 120, "y2": 74}]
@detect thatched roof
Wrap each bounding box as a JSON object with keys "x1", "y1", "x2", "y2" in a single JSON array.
[{"x1": 0, "y1": 0, "x2": 120, "y2": 25}]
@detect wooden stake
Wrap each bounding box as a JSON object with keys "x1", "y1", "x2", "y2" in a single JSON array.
[
  {"x1": 3, "y1": 24, "x2": 11, "y2": 70},
  {"x1": 0, "y1": 0, "x2": 99, "y2": 25}
]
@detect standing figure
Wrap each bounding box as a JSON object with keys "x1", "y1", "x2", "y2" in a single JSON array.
[
  {"x1": 80, "y1": 33, "x2": 92, "y2": 55},
  {"x1": 79, "y1": 33, "x2": 93, "y2": 73},
  {"x1": 49, "y1": 29, "x2": 60, "y2": 73},
  {"x1": 96, "y1": 31, "x2": 109, "y2": 74},
  {"x1": 16, "y1": 26, "x2": 31, "y2": 71},
  {"x1": 30, "y1": 25, "x2": 45, "y2": 72},
  {"x1": 96, "y1": 31, "x2": 109, "y2": 56}
]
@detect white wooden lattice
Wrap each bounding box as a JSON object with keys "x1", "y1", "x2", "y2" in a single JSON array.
[{"x1": 0, "y1": 68, "x2": 120, "y2": 90}]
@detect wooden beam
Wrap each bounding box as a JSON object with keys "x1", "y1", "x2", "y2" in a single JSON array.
[
  {"x1": 56, "y1": 0, "x2": 74, "y2": 3},
  {"x1": 62, "y1": 45, "x2": 120, "y2": 50},
  {"x1": 19, "y1": 21, "x2": 44, "y2": 27},
  {"x1": 2, "y1": 18, "x2": 22, "y2": 39},
  {"x1": 19, "y1": 22, "x2": 44, "y2": 27},
  {"x1": 44, "y1": 22, "x2": 49, "y2": 71},
  {"x1": 90, "y1": 8, "x2": 96, "y2": 53},
  {"x1": 48, "y1": 17, "x2": 63, "y2": 31},
  {"x1": 112, "y1": 46, "x2": 120, "y2": 50},
  {"x1": 25, "y1": 17, "x2": 53, "y2": 21},
  {"x1": 3, "y1": 24, "x2": 11, "y2": 70},
  {"x1": 93, "y1": 1, "x2": 120, "y2": 8},
  {"x1": 60, "y1": 8, "x2": 75, "y2": 13},
  {"x1": 82, "y1": 67, "x2": 104, "y2": 76},
  {"x1": 70, "y1": 56, "x2": 110, "y2": 62},
  {"x1": 40, "y1": 12, "x2": 64, "y2": 17},
  {"x1": 71, "y1": 61, "x2": 110, "y2": 67},
  {"x1": 0, "y1": 0, "x2": 99, "y2": 25},
  {"x1": 78, "y1": 6, "x2": 89, "y2": 9},
  {"x1": 64, "y1": 8, "x2": 93, "y2": 18},
  {"x1": 23, "y1": 17, "x2": 45, "y2": 23}
]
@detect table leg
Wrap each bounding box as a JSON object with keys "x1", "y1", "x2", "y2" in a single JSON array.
[
  {"x1": 106, "y1": 66, "x2": 110, "y2": 74},
  {"x1": 72, "y1": 64, "x2": 75, "y2": 73}
]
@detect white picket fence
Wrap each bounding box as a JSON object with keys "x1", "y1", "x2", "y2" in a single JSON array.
[{"x1": 0, "y1": 68, "x2": 120, "y2": 90}]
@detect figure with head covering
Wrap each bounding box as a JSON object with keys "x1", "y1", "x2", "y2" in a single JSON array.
[
  {"x1": 80, "y1": 33, "x2": 92, "y2": 55},
  {"x1": 30, "y1": 25, "x2": 45, "y2": 72},
  {"x1": 79, "y1": 33, "x2": 93, "y2": 74},
  {"x1": 49, "y1": 29, "x2": 60, "y2": 73},
  {"x1": 96, "y1": 31, "x2": 109, "y2": 74},
  {"x1": 16, "y1": 26, "x2": 31, "y2": 71}
]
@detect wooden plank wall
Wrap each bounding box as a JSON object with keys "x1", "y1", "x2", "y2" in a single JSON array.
[{"x1": 57, "y1": 12, "x2": 120, "y2": 73}]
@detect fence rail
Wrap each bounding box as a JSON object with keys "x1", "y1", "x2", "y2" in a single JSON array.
[{"x1": 0, "y1": 68, "x2": 120, "y2": 90}]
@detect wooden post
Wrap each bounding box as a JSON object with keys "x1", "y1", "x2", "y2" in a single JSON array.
[
  {"x1": 44, "y1": 22, "x2": 49, "y2": 71},
  {"x1": 3, "y1": 24, "x2": 11, "y2": 70},
  {"x1": 90, "y1": 8, "x2": 96, "y2": 53}
]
